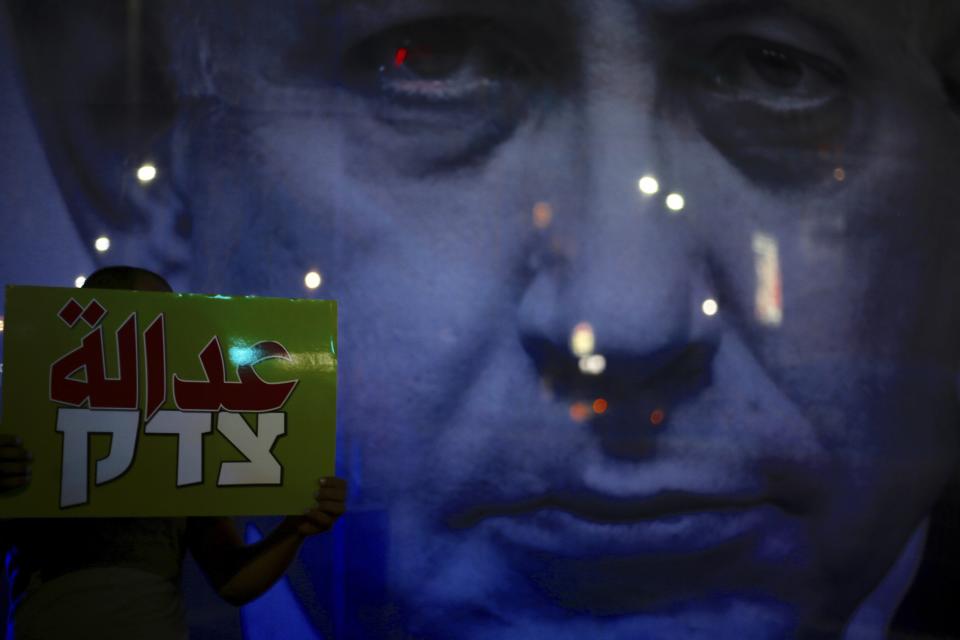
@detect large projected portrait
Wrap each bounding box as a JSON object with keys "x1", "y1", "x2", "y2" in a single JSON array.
[{"x1": 3, "y1": 1, "x2": 960, "y2": 638}]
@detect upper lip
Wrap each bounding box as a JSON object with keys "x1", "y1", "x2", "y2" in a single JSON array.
[{"x1": 449, "y1": 489, "x2": 766, "y2": 528}]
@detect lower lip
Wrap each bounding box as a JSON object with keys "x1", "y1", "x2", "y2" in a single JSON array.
[{"x1": 481, "y1": 505, "x2": 774, "y2": 558}]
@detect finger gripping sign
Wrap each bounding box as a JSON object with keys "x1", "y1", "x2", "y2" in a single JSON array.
[{"x1": 1, "y1": 286, "x2": 337, "y2": 517}]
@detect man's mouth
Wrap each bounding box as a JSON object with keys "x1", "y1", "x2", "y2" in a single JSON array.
[{"x1": 450, "y1": 489, "x2": 776, "y2": 558}]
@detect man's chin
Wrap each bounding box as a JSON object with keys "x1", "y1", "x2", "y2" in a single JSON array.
[
  {"x1": 397, "y1": 591, "x2": 803, "y2": 640},
  {"x1": 388, "y1": 527, "x2": 814, "y2": 640}
]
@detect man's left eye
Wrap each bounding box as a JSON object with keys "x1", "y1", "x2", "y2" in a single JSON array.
[
  {"x1": 677, "y1": 35, "x2": 853, "y2": 188},
  {"x1": 707, "y1": 37, "x2": 846, "y2": 110}
]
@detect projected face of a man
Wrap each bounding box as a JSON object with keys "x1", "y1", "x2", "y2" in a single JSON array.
[{"x1": 165, "y1": 0, "x2": 960, "y2": 636}]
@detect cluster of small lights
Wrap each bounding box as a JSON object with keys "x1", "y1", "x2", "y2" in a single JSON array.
[
  {"x1": 74, "y1": 275, "x2": 87, "y2": 288},
  {"x1": 571, "y1": 322, "x2": 608, "y2": 376},
  {"x1": 702, "y1": 298, "x2": 719, "y2": 317},
  {"x1": 136, "y1": 163, "x2": 157, "y2": 183},
  {"x1": 94, "y1": 236, "x2": 111, "y2": 253},
  {"x1": 638, "y1": 175, "x2": 686, "y2": 213},
  {"x1": 304, "y1": 271, "x2": 323, "y2": 290},
  {"x1": 569, "y1": 398, "x2": 610, "y2": 422}
]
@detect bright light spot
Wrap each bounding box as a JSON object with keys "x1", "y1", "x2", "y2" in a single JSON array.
[
  {"x1": 533, "y1": 202, "x2": 553, "y2": 229},
  {"x1": 834, "y1": 167, "x2": 846, "y2": 182},
  {"x1": 578, "y1": 354, "x2": 607, "y2": 376},
  {"x1": 702, "y1": 298, "x2": 719, "y2": 317},
  {"x1": 570, "y1": 402, "x2": 591, "y2": 423},
  {"x1": 94, "y1": 236, "x2": 111, "y2": 253},
  {"x1": 0, "y1": 317, "x2": 4, "y2": 332},
  {"x1": 228, "y1": 346, "x2": 256, "y2": 367},
  {"x1": 570, "y1": 322, "x2": 596, "y2": 357},
  {"x1": 304, "y1": 271, "x2": 323, "y2": 290},
  {"x1": 752, "y1": 232, "x2": 783, "y2": 327},
  {"x1": 666, "y1": 193, "x2": 685, "y2": 212},
  {"x1": 394, "y1": 47, "x2": 409, "y2": 66},
  {"x1": 638, "y1": 176, "x2": 660, "y2": 195},
  {"x1": 592, "y1": 398, "x2": 608, "y2": 415},
  {"x1": 136, "y1": 163, "x2": 157, "y2": 183},
  {"x1": 650, "y1": 408, "x2": 665, "y2": 426},
  {"x1": 74, "y1": 275, "x2": 87, "y2": 288}
]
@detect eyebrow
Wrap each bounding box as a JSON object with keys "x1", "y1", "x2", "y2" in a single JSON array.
[{"x1": 640, "y1": 0, "x2": 859, "y2": 57}]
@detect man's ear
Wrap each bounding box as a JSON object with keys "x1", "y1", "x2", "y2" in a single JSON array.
[{"x1": 8, "y1": 0, "x2": 192, "y2": 290}]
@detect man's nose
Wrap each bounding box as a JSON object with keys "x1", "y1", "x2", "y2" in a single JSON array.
[{"x1": 517, "y1": 80, "x2": 719, "y2": 426}]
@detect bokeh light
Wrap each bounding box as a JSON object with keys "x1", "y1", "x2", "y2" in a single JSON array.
[
  {"x1": 666, "y1": 193, "x2": 685, "y2": 212},
  {"x1": 570, "y1": 322, "x2": 596, "y2": 357},
  {"x1": 834, "y1": 167, "x2": 846, "y2": 182},
  {"x1": 136, "y1": 163, "x2": 157, "y2": 183},
  {"x1": 0, "y1": 316, "x2": 4, "y2": 332},
  {"x1": 578, "y1": 354, "x2": 607, "y2": 376},
  {"x1": 304, "y1": 271, "x2": 323, "y2": 290},
  {"x1": 702, "y1": 298, "x2": 719, "y2": 317},
  {"x1": 650, "y1": 408, "x2": 665, "y2": 426},
  {"x1": 570, "y1": 402, "x2": 591, "y2": 423},
  {"x1": 638, "y1": 176, "x2": 660, "y2": 195},
  {"x1": 94, "y1": 236, "x2": 111, "y2": 253},
  {"x1": 752, "y1": 232, "x2": 783, "y2": 327},
  {"x1": 533, "y1": 202, "x2": 553, "y2": 229},
  {"x1": 592, "y1": 398, "x2": 608, "y2": 415},
  {"x1": 74, "y1": 275, "x2": 87, "y2": 288}
]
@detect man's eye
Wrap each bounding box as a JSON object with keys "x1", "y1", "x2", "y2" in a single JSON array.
[
  {"x1": 708, "y1": 38, "x2": 845, "y2": 110},
  {"x1": 678, "y1": 35, "x2": 853, "y2": 188},
  {"x1": 743, "y1": 46, "x2": 805, "y2": 88},
  {"x1": 344, "y1": 18, "x2": 530, "y2": 106}
]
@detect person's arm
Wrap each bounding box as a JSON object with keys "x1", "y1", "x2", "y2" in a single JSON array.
[{"x1": 186, "y1": 476, "x2": 346, "y2": 606}]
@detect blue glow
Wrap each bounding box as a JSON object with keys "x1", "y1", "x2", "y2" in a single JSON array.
[
  {"x1": 241, "y1": 523, "x2": 322, "y2": 640},
  {"x1": 228, "y1": 345, "x2": 257, "y2": 367}
]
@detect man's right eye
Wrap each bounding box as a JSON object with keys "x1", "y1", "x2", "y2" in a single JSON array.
[
  {"x1": 334, "y1": 16, "x2": 553, "y2": 171},
  {"x1": 343, "y1": 17, "x2": 534, "y2": 108}
]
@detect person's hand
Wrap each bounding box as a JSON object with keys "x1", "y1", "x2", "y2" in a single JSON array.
[
  {"x1": 284, "y1": 476, "x2": 347, "y2": 538},
  {"x1": 0, "y1": 435, "x2": 31, "y2": 492}
]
